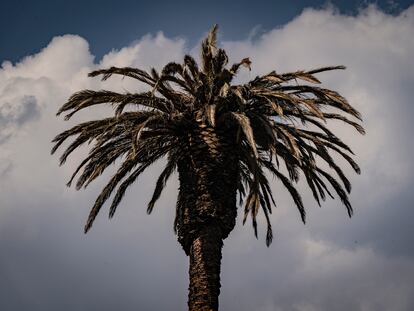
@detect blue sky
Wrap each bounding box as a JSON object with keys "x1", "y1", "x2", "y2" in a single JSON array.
[
  {"x1": 1, "y1": 0, "x2": 412, "y2": 62},
  {"x1": 1, "y1": 1, "x2": 414, "y2": 311}
]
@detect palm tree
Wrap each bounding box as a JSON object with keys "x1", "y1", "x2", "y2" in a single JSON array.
[{"x1": 52, "y1": 25, "x2": 364, "y2": 311}]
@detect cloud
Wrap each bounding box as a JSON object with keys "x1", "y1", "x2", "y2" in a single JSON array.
[
  {"x1": 100, "y1": 32, "x2": 186, "y2": 69},
  {"x1": 0, "y1": 95, "x2": 39, "y2": 144},
  {"x1": 1, "y1": 5, "x2": 414, "y2": 311}
]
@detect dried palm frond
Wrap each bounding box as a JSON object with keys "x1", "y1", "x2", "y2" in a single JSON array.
[{"x1": 53, "y1": 25, "x2": 364, "y2": 245}]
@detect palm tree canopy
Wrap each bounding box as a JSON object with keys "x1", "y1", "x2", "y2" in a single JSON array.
[{"x1": 52, "y1": 25, "x2": 364, "y2": 246}]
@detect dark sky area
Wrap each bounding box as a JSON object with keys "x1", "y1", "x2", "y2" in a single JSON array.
[{"x1": 1, "y1": 0, "x2": 412, "y2": 63}]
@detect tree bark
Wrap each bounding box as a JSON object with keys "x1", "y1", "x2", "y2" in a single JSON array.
[
  {"x1": 175, "y1": 122, "x2": 239, "y2": 310},
  {"x1": 188, "y1": 224, "x2": 223, "y2": 311}
]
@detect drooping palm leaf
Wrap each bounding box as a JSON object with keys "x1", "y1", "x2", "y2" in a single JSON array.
[{"x1": 53, "y1": 24, "x2": 364, "y2": 244}]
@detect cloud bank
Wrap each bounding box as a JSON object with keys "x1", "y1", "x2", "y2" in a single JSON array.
[{"x1": 1, "y1": 5, "x2": 414, "y2": 311}]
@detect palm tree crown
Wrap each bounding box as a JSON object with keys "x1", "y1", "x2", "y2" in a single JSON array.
[{"x1": 52, "y1": 25, "x2": 364, "y2": 248}]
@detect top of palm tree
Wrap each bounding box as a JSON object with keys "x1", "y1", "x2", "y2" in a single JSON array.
[{"x1": 52, "y1": 25, "x2": 364, "y2": 246}]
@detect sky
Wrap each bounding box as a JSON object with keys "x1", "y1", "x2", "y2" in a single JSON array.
[{"x1": 1, "y1": 1, "x2": 414, "y2": 310}]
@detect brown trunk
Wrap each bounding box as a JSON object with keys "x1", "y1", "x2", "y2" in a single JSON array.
[
  {"x1": 188, "y1": 223, "x2": 223, "y2": 311},
  {"x1": 175, "y1": 122, "x2": 239, "y2": 310}
]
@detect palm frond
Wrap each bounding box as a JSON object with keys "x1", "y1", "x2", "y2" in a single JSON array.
[
  {"x1": 53, "y1": 26, "x2": 363, "y2": 248},
  {"x1": 88, "y1": 66, "x2": 155, "y2": 85},
  {"x1": 146, "y1": 154, "x2": 178, "y2": 214}
]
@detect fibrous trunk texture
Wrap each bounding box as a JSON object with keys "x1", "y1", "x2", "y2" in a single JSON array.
[
  {"x1": 188, "y1": 224, "x2": 223, "y2": 311},
  {"x1": 175, "y1": 121, "x2": 238, "y2": 254},
  {"x1": 176, "y1": 120, "x2": 238, "y2": 310}
]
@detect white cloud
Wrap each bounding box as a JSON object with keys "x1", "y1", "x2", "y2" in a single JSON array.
[
  {"x1": 100, "y1": 31, "x2": 186, "y2": 69},
  {"x1": 1, "y1": 35, "x2": 93, "y2": 83},
  {"x1": 1, "y1": 5, "x2": 414, "y2": 311},
  {"x1": 0, "y1": 95, "x2": 39, "y2": 143}
]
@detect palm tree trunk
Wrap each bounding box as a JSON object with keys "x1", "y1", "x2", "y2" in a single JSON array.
[
  {"x1": 176, "y1": 126, "x2": 239, "y2": 310},
  {"x1": 188, "y1": 224, "x2": 223, "y2": 311},
  {"x1": 176, "y1": 155, "x2": 237, "y2": 311}
]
